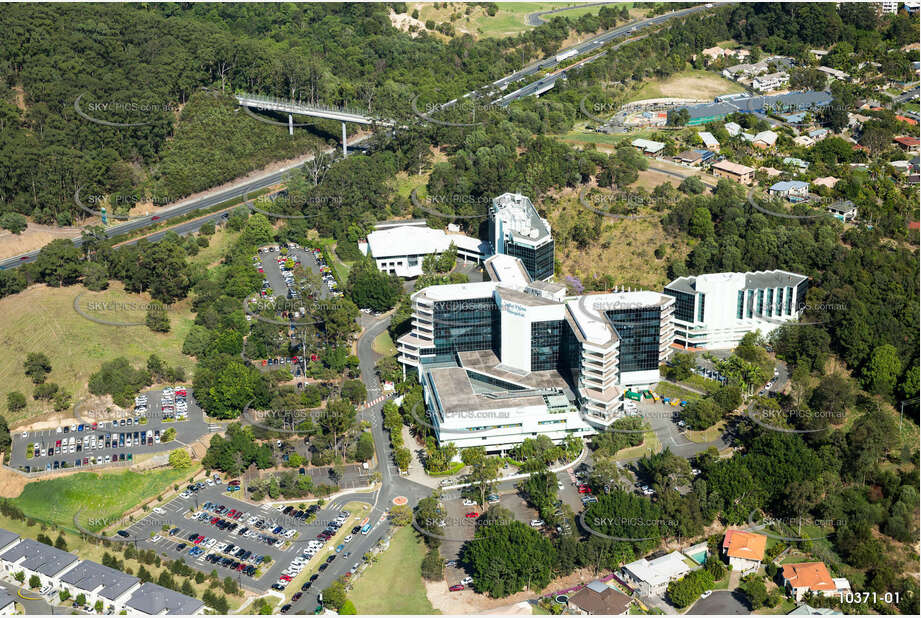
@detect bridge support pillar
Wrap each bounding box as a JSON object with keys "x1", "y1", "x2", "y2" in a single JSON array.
[
  {"x1": 341, "y1": 122, "x2": 348, "y2": 157},
  {"x1": 288, "y1": 114, "x2": 293, "y2": 136}
]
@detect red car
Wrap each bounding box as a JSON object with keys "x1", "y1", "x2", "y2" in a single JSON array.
[
  {"x1": 151, "y1": 216, "x2": 160, "y2": 221},
  {"x1": 229, "y1": 480, "x2": 241, "y2": 486},
  {"x1": 193, "y1": 536, "x2": 204, "y2": 544},
  {"x1": 464, "y1": 512, "x2": 478, "y2": 518},
  {"x1": 449, "y1": 584, "x2": 464, "y2": 592},
  {"x1": 578, "y1": 485, "x2": 592, "y2": 494},
  {"x1": 279, "y1": 575, "x2": 293, "y2": 582}
]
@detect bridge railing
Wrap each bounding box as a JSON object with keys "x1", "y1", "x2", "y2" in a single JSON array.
[{"x1": 235, "y1": 92, "x2": 375, "y2": 121}]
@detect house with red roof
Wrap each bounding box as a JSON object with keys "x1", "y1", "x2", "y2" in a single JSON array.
[
  {"x1": 782, "y1": 562, "x2": 851, "y2": 602},
  {"x1": 722, "y1": 529, "x2": 767, "y2": 574}
]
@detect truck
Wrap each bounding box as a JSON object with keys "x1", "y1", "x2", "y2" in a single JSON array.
[{"x1": 555, "y1": 48, "x2": 578, "y2": 63}]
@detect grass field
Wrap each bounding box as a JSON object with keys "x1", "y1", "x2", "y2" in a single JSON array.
[
  {"x1": 685, "y1": 420, "x2": 726, "y2": 443},
  {"x1": 625, "y1": 69, "x2": 745, "y2": 103},
  {"x1": 0, "y1": 283, "x2": 196, "y2": 423},
  {"x1": 654, "y1": 382, "x2": 702, "y2": 402},
  {"x1": 350, "y1": 525, "x2": 437, "y2": 614},
  {"x1": 185, "y1": 226, "x2": 239, "y2": 268},
  {"x1": 11, "y1": 468, "x2": 192, "y2": 533},
  {"x1": 413, "y1": 2, "x2": 634, "y2": 39},
  {"x1": 372, "y1": 331, "x2": 397, "y2": 357},
  {"x1": 614, "y1": 429, "x2": 661, "y2": 460}
]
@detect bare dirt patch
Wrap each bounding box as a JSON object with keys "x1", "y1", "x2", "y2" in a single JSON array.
[{"x1": 0, "y1": 223, "x2": 85, "y2": 261}]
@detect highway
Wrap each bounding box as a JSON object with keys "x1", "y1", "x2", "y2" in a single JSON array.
[{"x1": 492, "y1": 5, "x2": 708, "y2": 106}]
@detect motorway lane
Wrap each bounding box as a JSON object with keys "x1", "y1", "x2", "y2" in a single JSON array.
[{"x1": 0, "y1": 135, "x2": 372, "y2": 271}]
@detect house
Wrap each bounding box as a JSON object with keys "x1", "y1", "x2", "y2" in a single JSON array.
[
  {"x1": 721, "y1": 529, "x2": 767, "y2": 575},
  {"x1": 0, "y1": 530, "x2": 20, "y2": 556},
  {"x1": 783, "y1": 157, "x2": 810, "y2": 171},
  {"x1": 0, "y1": 538, "x2": 79, "y2": 590},
  {"x1": 817, "y1": 66, "x2": 849, "y2": 81},
  {"x1": 675, "y1": 150, "x2": 704, "y2": 166},
  {"x1": 711, "y1": 160, "x2": 756, "y2": 185},
  {"x1": 808, "y1": 128, "x2": 829, "y2": 141},
  {"x1": 359, "y1": 224, "x2": 487, "y2": 278},
  {"x1": 753, "y1": 72, "x2": 790, "y2": 93},
  {"x1": 125, "y1": 582, "x2": 205, "y2": 616},
  {"x1": 812, "y1": 176, "x2": 839, "y2": 189},
  {"x1": 793, "y1": 135, "x2": 815, "y2": 148},
  {"x1": 910, "y1": 155, "x2": 920, "y2": 172},
  {"x1": 698, "y1": 131, "x2": 720, "y2": 151},
  {"x1": 760, "y1": 166, "x2": 783, "y2": 177},
  {"x1": 725, "y1": 121, "x2": 742, "y2": 137},
  {"x1": 894, "y1": 136, "x2": 920, "y2": 152},
  {"x1": 0, "y1": 590, "x2": 15, "y2": 615},
  {"x1": 782, "y1": 563, "x2": 851, "y2": 602},
  {"x1": 890, "y1": 160, "x2": 912, "y2": 174},
  {"x1": 59, "y1": 560, "x2": 141, "y2": 613},
  {"x1": 568, "y1": 580, "x2": 632, "y2": 615},
  {"x1": 896, "y1": 114, "x2": 919, "y2": 126},
  {"x1": 700, "y1": 46, "x2": 726, "y2": 62},
  {"x1": 621, "y1": 552, "x2": 691, "y2": 597},
  {"x1": 788, "y1": 605, "x2": 843, "y2": 615},
  {"x1": 753, "y1": 130, "x2": 778, "y2": 149},
  {"x1": 769, "y1": 180, "x2": 809, "y2": 199},
  {"x1": 827, "y1": 200, "x2": 857, "y2": 222},
  {"x1": 632, "y1": 138, "x2": 665, "y2": 156},
  {"x1": 810, "y1": 49, "x2": 829, "y2": 58}
]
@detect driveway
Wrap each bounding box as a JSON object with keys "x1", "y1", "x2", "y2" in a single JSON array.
[{"x1": 686, "y1": 590, "x2": 751, "y2": 614}]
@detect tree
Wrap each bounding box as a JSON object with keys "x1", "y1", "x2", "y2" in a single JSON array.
[
  {"x1": 681, "y1": 398, "x2": 723, "y2": 430},
  {"x1": 146, "y1": 306, "x2": 171, "y2": 332},
  {"x1": 687, "y1": 206, "x2": 713, "y2": 237},
  {"x1": 421, "y1": 547, "x2": 444, "y2": 580},
  {"x1": 340, "y1": 379, "x2": 367, "y2": 405},
  {"x1": 168, "y1": 448, "x2": 192, "y2": 470},
  {"x1": 389, "y1": 504, "x2": 413, "y2": 526},
  {"x1": 94, "y1": 600, "x2": 104, "y2": 613},
  {"x1": 28, "y1": 574, "x2": 41, "y2": 589},
  {"x1": 339, "y1": 600, "x2": 357, "y2": 615},
  {"x1": 161, "y1": 427, "x2": 176, "y2": 442},
  {"x1": 6, "y1": 391, "x2": 26, "y2": 412},
  {"x1": 23, "y1": 353, "x2": 52, "y2": 384},
  {"x1": 462, "y1": 513, "x2": 554, "y2": 597},
  {"x1": 355, "y1": 431, "x2": 374, "y2": 462},
  {"x1": 322, "y1": 580, "x2": 348, "y2": 610},
  {"x1": 0, "y1": 212, "x2": 27, "y2": 234},
  {"x1": 55, "y1": 533, "x2": 67, "y2": 550},
  {"x1": 31, "y1": 239, "x2": 84, "y2": 287},
  {"x1": 75, "y1": 593, "x2": 86, "y2": 606},
  {"x1": 739, "y1": 575, "x2": 769, "y2": 609},
  {"x1": 666, "y1": 569, "x2": 713, "y2": 608},
  {"x1": 862, "y1": 344, "x2": 901, "y2": 397},
  {"x1": 666, "y1": 353, "x2": 695, "y2": 381}
]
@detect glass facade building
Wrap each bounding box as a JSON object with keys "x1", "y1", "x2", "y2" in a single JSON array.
[
  {"x1": 604, "y1": 308, "x2": 663, "y2": 374},
  {"x1": 430, "y1": 297, "x2": 500, "y2": 363},
  {"x1": 530, "y1": 320, "x2": 563, "y2": 371},
  {"x1": 505, "y1": 240, "x2": 555, "y2": 281}
]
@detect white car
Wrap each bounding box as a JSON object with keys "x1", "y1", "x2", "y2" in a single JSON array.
[
  {"x1": 344, "y1": 535, "x2": 353, "y2": 543},
  {"x1": 150, "y1": 535, "x2": 161, "y2": 542},
  {"x1": 460, "y1": 576, "x2": 473, "y2": 586},
  {"x1": 180, "y1": 491, "x2": 191, "y2": 499},
  {"x1": 153, "y1": 507, "x2": 166, "y2": 515},
  {"x1": 700, "y1": 590, "x2": 713, "y2": 599},
  {"x1": 462, "y1": 499, "x2": 476, "y2": 506},
  {"x1": 284, "y1": 530, "x2": 296, "y2": 538},
  {"x1": 529, "y1": 520, "x2": 545, "y2": 528},
  {"x1": 21, "y1": 431, "x2": 28, "y2": 439}
]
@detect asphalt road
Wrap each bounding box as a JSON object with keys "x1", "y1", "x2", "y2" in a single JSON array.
[
  {"x1": 0, "y1": 580, "x2": 58, "y2": 615},
  {"x1": 686, "y1": 590, "x2": 751, "y2": 614}
]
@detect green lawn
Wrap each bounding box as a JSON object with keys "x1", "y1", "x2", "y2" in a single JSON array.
[
  {"x1": 654, "y1": 382, "x2": 703, "y2": 401},
  {"x1": 0, "y1": 283, "x2": 196, "y2": 423},
  {"x1": 349, "y1": 525, "x2": 438, "y2": 614},
  {"x1": 12, "y1": 468, "x2": 192, "y2": 533},
  {"x1": 373, "y1": 331, "x2": 397, "y2": 357}
]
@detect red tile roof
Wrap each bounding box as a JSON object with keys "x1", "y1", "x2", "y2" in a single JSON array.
[
  {"x1": 782, "y1": 562, "x2": 836, "y2": 592},
  {"x1": 723, "y1": 529, "x2": 767, "y2": 561}
]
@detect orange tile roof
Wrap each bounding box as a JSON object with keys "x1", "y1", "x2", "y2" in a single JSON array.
[
  {"x1": 722, "y1": 529, "x2": 767, "y2": 561},
  {"x1": 782, "y1": 562, "x2": 836, "y2": 592}
]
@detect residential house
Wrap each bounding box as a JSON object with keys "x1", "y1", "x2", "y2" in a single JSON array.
[
  {"x1": 793, "y1": 135, "x2": 815, "y2": 148},
  {"x1": 817, "y1": 66, "x2": 849, "y2": 81},
  {"x1": 621, "y1": 552, "x2": 691, "y2": 597},
  {"x1": 700, "y1": 47, "x2": 726, "y2": 62},
  {"x1": 788, "y1": 604, "x2": 843, "y2": 615},
  {"x1": 760, "y1": 166, "x2": 783, "y2": 177},
  {"x1": 808, "y1": 128, "x2": 829, "y2": 141},
  {"x1": 632, "y1": 138, "x2": 665, "y2": 156},
  {"x1": 810, "y1": 49, "x2": 829, "y2": 59},
  {"x1": 827, "y1": 200, "x2": 857, "y2": 222},
  {"x1": 721, "y1": 529, "x2": 767, "y2": 575},
  {"x1": 675, "y1": 150, "x2": 704, "y2": 166},
  {"x1": 698, "y1": 131, "x2": 720, "y2": 151},
  {"x1": 59, "y1": 560, "x2": 141, "y2": 613},
  {"x1": 894, "y1": 136, "x2": 920, "y2": 152},
  {"x1": 725, "y1": 121, "x2": 742, "y2": 137},
  {"x1": 753, "y1": 72, "x2": 790, "y2": 92},
  {"x1": 711, "y1": 160, "x2": 756, "y2": 185},
  {"x1": 769, "y1": 180, "x2": 810, "y2": 199},
  {"x1": 0, "y1": 531, "x2": 20, "y2": 556},
  {"x1": 783, "y1": 157, "x2": 810, "y2": 172},
  {"x1": 0, "y1": 590, "x2": 15, "y2": 615},
  {"x1": 812, "y1": 176, "x2": 839, "y2": 189},
  {"x1": 124, "y1": 582, "x2": 205, "y2": 616},
  {"x1": 0, "y1": 539, "x2": 79, "y2": 590},
  {"x1": 568, "y1": 580, "x2": 632, "y2": 615},
  {"x1": 753, "y1": 130, "x2": 778, "y2": 149},
  {"x1": 782, "y1": 562, "x2": 850, "y2": 602},
  {"x1": 890, "y1": 160, "x2": 912, "y2": 174}
]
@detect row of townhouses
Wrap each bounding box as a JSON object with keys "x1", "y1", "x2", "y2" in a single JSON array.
[{"x1": 0, "y1": 528, "x2": 204, "y2": 615}]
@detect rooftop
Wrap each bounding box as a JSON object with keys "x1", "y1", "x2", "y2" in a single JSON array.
[
  {"x1": 61, "y1": 560, "x2": 140, "y2": 601},
  {"x1": 126, "y1": 582, "x2": 204, "y2": 616},
  {"x1": 770, "y1": 180, "x2": 809, "y2": 191},
  {"x1": 782, "y1": 562, "x2": 836, "y2": 592},
  {"x1": 723, "y1": 529, "x2": 767, "y2": 561},
  {"x1": 566, "y1": 291, "x2": 672, "y2": 347},
  {"x1": 623, "y1": 551, "x2": 690, "y2": 586},
  {"x1": 365, "y1": 225, "x2": 487, "y2": 259},
  {"x1": 0, "y1": 538, "x2": 78, "y2": 577},
  {"x1": 491, "y1": 193, "x2": 552, "y2": 247},
  {"x1": 0, "y1": 528, "x2": 20, "y2": 550},
  {"x1": 569, "y1": 581, "x2": 632, "y2": 614},
  {"x1": 712, "y1": 160, "x2": 755, "y2": 175}
]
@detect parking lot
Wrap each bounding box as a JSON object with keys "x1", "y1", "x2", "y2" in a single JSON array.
[
  {"x1": 11, "y1": 388, "x2": 211, "y2": 474},
  {"x1": 255, "y1": 244, "x2": 338, "y2": 301},
  {"x1": 123, "y1": 481, "x2": 386, "y2": 597}
]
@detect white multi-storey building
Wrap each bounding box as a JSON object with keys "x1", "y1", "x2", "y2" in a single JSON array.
[{"x1": 664, "y1": 270, "x2": 809, "y2": 350}]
